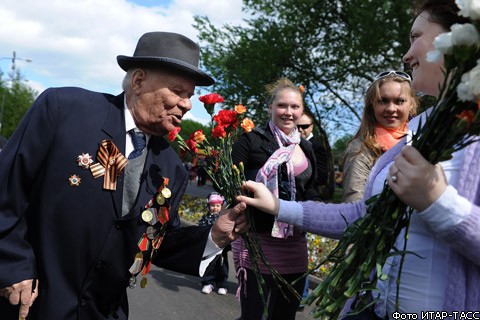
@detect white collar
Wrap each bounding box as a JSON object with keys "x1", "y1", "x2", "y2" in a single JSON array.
[{"x1": 124, "y1": 96, "x2": 137, "y2": 133}]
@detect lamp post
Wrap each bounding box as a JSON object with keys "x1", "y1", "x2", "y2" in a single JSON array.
[{"x1": 0, "y1": 51, "x2": 32, "y2": 133}]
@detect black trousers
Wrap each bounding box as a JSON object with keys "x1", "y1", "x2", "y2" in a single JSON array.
[
  {"x1": 201, "y1": 248, "x2": 229, "y2": 288},
  {"x1": 239, "y1": 268, "x2": 305, "y2": 320}
]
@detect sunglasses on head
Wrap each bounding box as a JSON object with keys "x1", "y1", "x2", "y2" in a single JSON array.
[
  {"x1": 297, "y1": 124, "x2": 312, "y2": 130},
  {"x1": 374, "y1": 70, "x2": 412, "y2": 82}
]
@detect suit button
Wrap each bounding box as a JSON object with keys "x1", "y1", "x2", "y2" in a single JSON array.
[
  {"x1": 114, "y1": 222, "x2": 122, "y2": 229},
  {"x1": 80, "y1": 298, "x2": 88, "y2": 306},
  {"x1": 95, "y1": 261, "x2": 106, "y2": 270}
]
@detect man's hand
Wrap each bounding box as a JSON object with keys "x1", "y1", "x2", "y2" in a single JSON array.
[
  {"x1": 211, "y1": 201, "x2": 248, "y2": 248},
  {"x1": 236, "y1": 181, "x2": 280, "y2": 216},
  {"x1": 0, "y1": 279, "x2": 38, "y2": 319}
]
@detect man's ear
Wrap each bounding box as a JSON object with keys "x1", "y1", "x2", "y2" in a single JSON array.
[{"x1": 131, "y1": 69, "x2": 147, "y2": 95}]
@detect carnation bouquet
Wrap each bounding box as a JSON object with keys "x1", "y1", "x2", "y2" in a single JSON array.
[
  {"x1": 305, "y1": 2, "x2": 480, "y2": 318},
  {"x1": 168, "y1": 93, "x2": 254, "y2": 201},
  {"x1": 169, "y1": 93, "x2": 299, "y2": 317}
]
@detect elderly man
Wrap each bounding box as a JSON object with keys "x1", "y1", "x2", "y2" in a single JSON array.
[{"x1": 0, "y1": 32, "x2": 247, "y2": 320}]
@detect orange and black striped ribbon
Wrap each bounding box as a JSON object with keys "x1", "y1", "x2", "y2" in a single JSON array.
[{"x1": 90, "y1": 140, "x2": 128, "y2": 190}]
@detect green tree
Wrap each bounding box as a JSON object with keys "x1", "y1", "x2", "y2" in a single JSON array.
[
  {"x1": 194, "y1": 0, "x2": 413, "y2": 200},
  {"x1": 0, "y1": 69, "x2": 37, "y2": 138},
  {"x1": 195, "y1": 0, "x2": 412, "y2": 134},
  {"x1": 179, "y1": 119, "x2": 208, "y2": 139}
]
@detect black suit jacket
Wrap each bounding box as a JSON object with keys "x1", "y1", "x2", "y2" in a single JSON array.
[{"x1": 0, "y1": 87, "x2": 210, "y2": 319}]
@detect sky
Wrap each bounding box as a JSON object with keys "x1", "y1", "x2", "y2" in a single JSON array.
[{"x1": 0, "y1": 0, "x2": 248, "y2": 124}]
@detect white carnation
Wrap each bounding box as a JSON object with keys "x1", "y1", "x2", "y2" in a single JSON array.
[
  {"x1": 456, "y1": 0, "x2": 480, "y2": 20},
  {"x1": 426, "y1": 50, "x2": 443, "y2": 62},
  {"x1": 457, "y1": 61, "x2": 480, "y2": 101},
  {"x1": 450, "y1": 23, "x2": 480, "y2": 46},
  {"x1": 434, "y1": 32, "x2": 453, "y2": 54}
]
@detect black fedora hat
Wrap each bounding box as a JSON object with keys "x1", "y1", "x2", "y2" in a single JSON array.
[{"x1": 117, "y1": 32, "x2": 214, "y2": 86}]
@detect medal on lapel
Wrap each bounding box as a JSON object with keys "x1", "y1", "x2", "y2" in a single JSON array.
[{"x1": 76, "y1": 153, "x2": 93, "y2": 169}]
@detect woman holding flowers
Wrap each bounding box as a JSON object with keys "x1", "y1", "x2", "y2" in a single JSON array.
[
  {"x1": 342, "y1": 71, "x2": 418, "y2": 202},
  {"x1": 231, "y1": 78, "x2": 321, "y2": 319},
  {"x1": 238, "y1": 0, "x2": 480, "y2": 318}
]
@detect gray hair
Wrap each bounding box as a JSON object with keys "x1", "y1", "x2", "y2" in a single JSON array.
[{"x1": 121, "y1": 69, "x2": 135, "y2": 92}]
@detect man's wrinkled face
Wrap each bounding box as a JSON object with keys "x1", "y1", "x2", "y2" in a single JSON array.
[{"x1": 127, "y1": 69, "x2": 195, "y2": 136}]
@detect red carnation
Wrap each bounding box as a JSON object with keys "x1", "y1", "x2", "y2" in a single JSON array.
[
  {"x1": 199, "y1": 93, "x2": 225, "y2": 116},
  {"x1": 199, "y1": 93, "x2": 224, "y2": 104},
  {"x1": 212, "y1": 125, "x2": 227, "y2": 139},
  {"x1": 214, "y1": 110, "x2": 238, "y2": 129},
  {"x1": 167, "y1": 127, "x2": 181, "y2": 141},
  {"x1": 185, "y1": 138, "x2": 198, "y2": 154}
]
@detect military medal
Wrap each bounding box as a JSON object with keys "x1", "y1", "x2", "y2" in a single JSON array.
[
  {"x1": 161, "y1": 187, "x2": 171, "y2": 199},
  {"x1": 129, "y1": 252, "x2": 144, "y2": 275},
  {"x1": 76, "y1": 153, "x2": 93, "y2": 169},
  {"x1": 157, "y1": 206, "x2": 169, "y2": 224},
  {"x1": 146, "y1": 226, "x2": 158, "y2": 240},
  {"x1": 128, "y1": 176, "x2": 172, "y2": 289},
  {"x1": 68, "y1": 174, "x2": 81, "y2": 187},
  {"x1": 141, "y1": 209, "x2": 153, "y2": 223},
  {"x1": 140, "y1": 277, "x2": 148, "y2": 288},
  {"x1": 151, "y1": 224, "x2": 167, "y2": 249},
  {"x1": 137, "y1": 234, "x2": 150, "y2": 251},
  {"x1": 129, "y1": 276, "x2": 137, "y2": 289},
  {"x1": 156, "y1": 193, "x2": 165, "y2": 205}
]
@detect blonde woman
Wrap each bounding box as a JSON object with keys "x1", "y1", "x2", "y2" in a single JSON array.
[
  {"x1": 342, "y1": 71, "x2": 418, "y2": 202},
  {"x1": 239, "y1": 0, "x2": 480, "y2": 317},
  {"x1": 231, "y1": 78, "x2": 320, "y2": 319}
]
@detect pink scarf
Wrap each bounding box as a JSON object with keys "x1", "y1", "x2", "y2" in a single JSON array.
[
  {"x1": 255, "y1": 121, "x2": 300, "y2": 238},
  {"x1": 375, "y1": 123, "x2": 408, "y2": 152}
]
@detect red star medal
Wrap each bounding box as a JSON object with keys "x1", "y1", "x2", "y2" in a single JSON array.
[
  {"x1": 76, "y1": 153, "x2": 93, "y2": 169},
  {"x1": 68, "y1": 174, "x2": 81, "y2": 186}
]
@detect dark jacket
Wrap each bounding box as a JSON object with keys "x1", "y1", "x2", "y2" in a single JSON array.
[
  {"x1": 0, "y1": 87, "x2": 211, "y2": 319},
  {"x1": 308, "y1": 136, "x2": 333, "y2": 194},
  {"x1": 232, "y1": 124, "x2": 320, "y2": 233}
]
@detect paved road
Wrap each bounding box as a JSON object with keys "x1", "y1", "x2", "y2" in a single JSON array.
[{"x1": 128, "y1": 182, "x2": 317, "y2": 319}]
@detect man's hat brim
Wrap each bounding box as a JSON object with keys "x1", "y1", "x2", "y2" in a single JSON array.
[{"x1": 117, "y1": 55, "x2": 214, "y2": 86}]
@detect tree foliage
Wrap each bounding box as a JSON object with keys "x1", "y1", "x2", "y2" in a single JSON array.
[
  {"x1": 194, "y1": 0, "x2": 413, "y2": 136},
  {"x1": 0, "y1": 69, "x2": 37, "y2": 139},
  {"x1": 194, "y1": 0, "x2": 413, "y2": 199},
  {"x1": 179, "y1": 119, "x2": 208, "y2": 139}
]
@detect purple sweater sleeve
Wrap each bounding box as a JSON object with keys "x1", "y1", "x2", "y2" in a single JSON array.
[
  {"x1": 297, "y1": 141, "x2": 404, "y2": 240},
  {"x1": 300, "y1": 200, "x2": 366, "y2": 239},
  {"x1": 441, "y1": 207, "x2": 480, "y2": 266},
  {"x1": 440, "y1": 142, "x2": 480, "y2": 266}
]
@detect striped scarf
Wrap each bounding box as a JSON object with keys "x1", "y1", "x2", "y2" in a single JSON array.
[{"x1": 255, "y1": 121, "x2": 300, "y2": 238}]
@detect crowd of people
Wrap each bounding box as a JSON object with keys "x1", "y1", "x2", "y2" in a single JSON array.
[
  {"x1": 1, "y1": 0, "x2": 479, "y2": 319},
  {"x1": 239, "y1": 0, "x2": 480, "y2": 319}
]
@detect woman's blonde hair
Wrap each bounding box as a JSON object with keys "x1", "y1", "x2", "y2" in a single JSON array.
[
  {"x1": 265, "y1": 78, "x2": 304, "y2": 105},
  {"x1": 351, "y1": 75, "x2": 419, "y2": 157}
]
